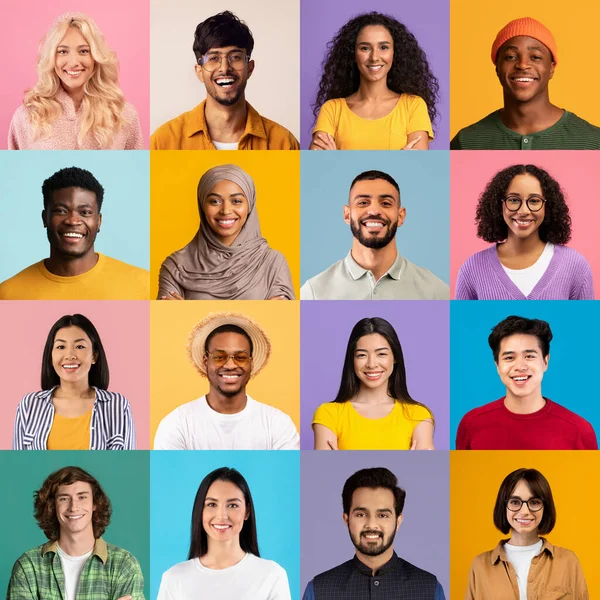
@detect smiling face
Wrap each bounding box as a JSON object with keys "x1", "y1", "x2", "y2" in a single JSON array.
[
  {"x1": 51, "y1": 325, "x2": 96, "y2": 386},
  {"x1": 345, "y1": 179, "x2": 404, "y2": 250},
  {"x1": 344, "y1": 487, "x2": 402, "y2": 557},
  {"x1": 203, "y1": 332, "x2": 252, "y2": 397},
  {"x1": 507, "y1": 479, "x2": 544, "y2": 536},
  {"x1": 496, "y1": 333, "x2": 549, "y2": 399},
  {"x1": 202, "y1": 480, "x2": 248, "y2": 545},
  {"x1": 502, "y1": 173, "x2": 545, "y2": 241},
  {"x1": 54, "y1": 27, "x2": 95, "y2": 94},
  {"x1": 203, "y1": 179, "x2": 249, "y2": 245},
  {"x1": 355, "y1": 25, "x2": 394, "y2": 84},
  {"x1": 496, "y1": 36, "x2": 554, "y2": 103},
  {"x1": 55, "y1": 481, "x2": 96, "y2": 538},
  {"x1": 353, "y1": 333, "x2": 394, "y2": 390}
]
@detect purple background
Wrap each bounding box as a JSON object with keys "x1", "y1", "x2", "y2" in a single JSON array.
[
  {"x1": 300, "y1": 0, "x2": 450, "y2": 149},
  {"x1": 300, "y1": 451, "x2": 450, "y2": 596},
  {"x1": 300, "y1": 301, "x2": 450, "y2": 449}
]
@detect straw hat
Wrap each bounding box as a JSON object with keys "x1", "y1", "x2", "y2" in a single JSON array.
[{"x1": 188, "y1": 312, "x2": 271, "y2": 378}]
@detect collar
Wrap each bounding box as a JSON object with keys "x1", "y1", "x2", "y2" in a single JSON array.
[
  {"x1": 184, "y1": 100, "x2": 268, "y2": 141},
  {"x1": 42, "y1": 537, "x2": 108, "y2": 564},
  {"x1": 490, "y1": 538, "x2": 554, "y2": 564},
  {"x1": 352, "y1": 551, "x2": 404, "y2": 577},
  {"x1": 55, "y1": 87, "x2": 79, "y2": 121},
  {"x1": 39, "y1": 386, "x2": 106, "y2": 403},
  {"x1": 344, "y1": 251, "x2": 404, "y2": 281}
]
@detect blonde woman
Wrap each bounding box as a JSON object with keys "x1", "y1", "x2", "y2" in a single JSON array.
[{"x1": 8, "y1": 13, "x2": 143, "y2": 150}]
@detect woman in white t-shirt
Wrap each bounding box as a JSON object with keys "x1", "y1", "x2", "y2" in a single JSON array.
[
  {"x1": 465, "y1": 468, "x2": 588, "y2": 599},
  {"x1": 157, "y1": 467, "x2": 292, "y2": 600}
]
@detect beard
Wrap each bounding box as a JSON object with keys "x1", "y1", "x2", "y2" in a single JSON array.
[
  {"x1": 350, "y1": 217, "x2": 397, "y2": 249},
  {"x1": 349, "y1": 527, "x2": 397, "y2": 557}
]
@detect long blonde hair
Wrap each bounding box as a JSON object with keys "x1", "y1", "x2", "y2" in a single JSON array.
[{"x1": 24, "y1": 13, "x2": 126, "y2": 148}]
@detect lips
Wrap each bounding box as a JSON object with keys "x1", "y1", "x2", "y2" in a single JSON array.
[
  {"x1": 361, "y1": 531, "x2": 382, "y2": 540},
  {"x1": 61, "y1": 363, "x2": 81, "y2": 371},
  {"x1": 215, "y1": 218, "x2": 238, "y2": 229},
  {"x1": 214, "y1": 77, "x2": 237, "y2": 89},
  {"x1": 364, "y1": 371, "x2": 384, "y2": 380}
]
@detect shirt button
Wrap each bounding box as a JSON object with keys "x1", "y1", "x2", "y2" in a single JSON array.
[
  {"x1": 373, "y1": 581, "x2": 380, "y2": 586},
  {"x1": 523, "y1": 138, "x2": 529, "y2": 143}
]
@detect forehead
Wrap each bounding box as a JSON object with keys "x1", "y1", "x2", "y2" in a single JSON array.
[
  {"x1": 205, "y1": 479, "x2": 245, "y2": 500},
  {"x1": 499, "y1": 333, "x2": 542, "y2": 353},
  {"x1": 506, "y1": 173, "x2": 542, "y2": 195},
  {"x1": 58, "y1": 27, "x2": 89, "y2": 47},
  {"x1": 510, "y1": 479, "x2": 535, "y2": 498},
  {"x1": 56, "y1": 481, "x2": 93, "y2": 496},
  {"x1": 357, "y1": 25, "x2": 392, "y2": 43},
  {"x1": 53, "y1": 325, "x2": 91, "y2": 344},
  {"x1": 207, "y1": 179, "x2": 246, "y2": 197},
  {"x1": 355, "y1": 333, "x2": 391, "y2": 351},
  {"x1": 206, "y1": 331, "x2": 251, "y2": 351},
  {"x1": 49, "y1": 187, "x2": 98, "y2": 208},
  {"x1": 351, "y1": 486, "x2": 396, "y2": 510},
  {"x1": 205, "y1": 45, "x2": 245, "y2": 54},
  {"x1": 499, "y1": 35, "x2": 551, "y2": 55},
  {"x1": 350, "y1": 179, "x2": 399, "y2": 201}
]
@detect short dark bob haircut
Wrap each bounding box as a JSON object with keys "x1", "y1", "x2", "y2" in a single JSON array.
[
  {"x1": 350, "y1": 170, "x2": 400, "y2": 196},
  {"x1": 493, "y1": 468, "x2": 556, "y2": 535},
  {"x1": 333, "y1": 317, "x2": 432, "y2": 420},
  {"x1": 34, "y1": 466, "x2": 112, "y2": 541},
  {"x1": 42, "y1": 166, "x2": 104, "y2": 211},
  {"x1": 342, "y1": 467, "x2": 406, "y2": 518},
  {"x1": 193, "y1": 11, "x2": 254, "y2": 62},
  {"x1": 41, "y1": 314, "x2": 109, "y2": 391},
  {"x1": 188, "y1": 467, "x2": 259, "y2": 559},
  {"x1": 475, "y1": 164, "x2": 571, "y2": 245},
  {"x1": 488, "y1": 316, "x2": 552, "y2": 363}
]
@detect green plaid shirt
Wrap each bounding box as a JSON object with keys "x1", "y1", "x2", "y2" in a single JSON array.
[{"x1": 6, "y1": 538, "x2": 145, "y2": 600}]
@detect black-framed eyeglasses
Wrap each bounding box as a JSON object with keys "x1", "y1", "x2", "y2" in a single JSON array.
[
  {"x1": 199, "y1": 51, "x2": 250, "y2": 72},
  {"x1": 501, "y1": 195, "x2": 546, "y2": 212},
  {"x1": 506, "y1": 497, "x2": 544, "y2": 512},
  {"x1": 205, "y1": 350, "x2": 252, "y2": 367}
]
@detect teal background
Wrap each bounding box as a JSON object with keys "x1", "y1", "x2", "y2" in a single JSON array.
[
  {"x1": 300, "y1": 151, "x2": 450, "y2": 284},
  {"x1": 0, "y1": 451, "x2": 150, "y2": 598},
  {"x1": 0, "y1": 150, "x2": 150, "y2": 281},
  {"x1": 451, "y1": 301, "x2": 600, "y2": 448},
  {"x1": 151, "y1": 451, "x2": 301, "y2": 600}
]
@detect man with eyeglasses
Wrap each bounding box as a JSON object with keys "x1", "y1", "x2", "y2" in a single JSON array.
[
  {"x1": 151, "y1": 11, "x2": 299, "y2": 150},
  {"x1": 153, "y1": 312, "x2": 300, "y2": 449}
]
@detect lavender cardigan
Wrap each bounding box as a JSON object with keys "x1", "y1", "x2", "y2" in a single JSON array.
[{"x1": 455, "y1": 245, "x2": 594, "y2": 300}]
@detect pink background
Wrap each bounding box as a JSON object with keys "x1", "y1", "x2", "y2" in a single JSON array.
[
  {"x1": 450, "y1": 151, "x2": 600, "y2": 298},
  {"x1": 0, "y1": 0, "x2": 149, "y2": 149},
  {"x1": 0, "y1": 301, "x2": 150, "y2": 449}
]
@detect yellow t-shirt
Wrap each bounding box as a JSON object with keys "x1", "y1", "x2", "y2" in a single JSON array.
[
  {"x1": 47, "y1": 410, "x2": 92, "y2": 450},
  {"x1": 313, "y1": 94, "x2": 433, "y2": 150},
  {"x1": 312, "y1": 400, "x2": 432, "y2": 450},
  {"x1": 0, "y1": 254, "x2": 149, "y2": 300}
]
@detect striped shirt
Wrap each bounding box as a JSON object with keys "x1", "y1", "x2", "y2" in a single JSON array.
[
  {"x1": 7, "y1": 538, "x2": 145, "y2": 600},
  {"x1": 450, "y1": 110, "x2": 600, "y2": 149},
  {"x1": 12, "y1": 387, "x2": 136, "y2": 450}
]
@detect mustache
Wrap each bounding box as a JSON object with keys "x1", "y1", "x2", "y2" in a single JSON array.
[{"x1": 360, "y1": 529, "x2": 383, "y2": 537}]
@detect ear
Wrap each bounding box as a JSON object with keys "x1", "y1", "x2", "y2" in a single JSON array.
[
  {"x1": 343, "y1": 205, "x2": 351, "y2": 226},
  {"x1": 342, "y1": 512, "x2": 349, "y2": 526},
  {"x1": 91, "y1": 351, "x2": 98, "y2": 365},
  {"x1": 549, "y1": 61, "x2": 555, "y2": 80},
  {"x1": 496, "y1": 360, "x2": 501, "y2": 377},
  {"x1": 97, "y1": 213, "x2": 102, "y2": 231},
  {"x1": 543, "y1": 353, "x2": 550, "y2": 371},
  {"x1": 395, "y1": 513, "x2": 403, "y2": 532},
  {"x1": 202, "y1": 353, "x2": 208, "y2": 370},
  {"x1": 42, "y1": 209, "x2": 47, "y2": 228},
  {"x1": 247, "y1": 59, "x2": 255, "y2": 79},
  {"x1": 195, "y1": 64, "x2": 205, "y2": 84},
  {"x1": 397, "y1": 206, "x2": 406, "y2": 227}
]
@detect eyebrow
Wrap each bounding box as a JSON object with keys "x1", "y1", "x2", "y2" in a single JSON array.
[
  {"x1": 356, "y1": 40, "x2": 392, "y2": 45},
  {"x1": 55, "y1": 338, "x2": 88, "y2": 343},
  {"x1": 206, "y1": 193, "x2": 246, "y2": 198},
  {"x1": 353, "y1": 194, "x2": 397, "y2": 201},
  {"x1": 56, "y1": 492, "x2": 89, "y2": 498},
  {"x1": 352, "y1": 506, "x2": 393, "y2": 514},
  {"x1": 355, "y1": 347, "x2": 389, "y2": 352},
  {"x1": 502, "y1": 44, "x2": 545, "y2": 52},
  {"x1": 205, "y1": 496, "x2": 243, "y2": 502},
  {"x1": 57, "y1": 44, "x2": 90, "y2": 49},
  {"x1": 50, "y1": 202, "x2": 95, "y2": 209},
  {"x1": 501, "y1": 348, "x2": 539, "y2": 356}
]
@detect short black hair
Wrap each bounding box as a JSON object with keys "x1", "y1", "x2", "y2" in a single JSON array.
[
  {"x1": 193, "y1": 11, "x2": 254, "y2": 62},
  {"x1": 350, "y1": 170, "x2": 400, "y2": 196},
  {"x1": 342, "y1": 468, "x2": 406, "y2": 518},
  {"x1": 205, "y1": 324, "x2": 253, "y2": 355},
  {"x1": 42, "y1": 167, "x2": 104, "y2": 211},
  {"x1": 488, "y1": 316, "x2": 552, "y2": 363},
  {"x1": 493, "y1": 468, "x2": 556, "y2": 535}
]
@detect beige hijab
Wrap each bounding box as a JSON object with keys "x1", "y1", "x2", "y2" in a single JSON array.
[{"x1": 159, "y1": 164, "x2": 294, "y2": 300}]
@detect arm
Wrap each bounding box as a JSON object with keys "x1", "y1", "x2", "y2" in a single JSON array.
[
  {"x1": 580, "y1": 421, "x2": 598, "y2": 450},
  {"x1": 269, "y1": 565, "x2": 292, "y2": 600},
  {"x1": 7, "y1": 561, "x2": 37, "y2": 600},
  {"x1": 410, "y1": 419, "x2": 435, "y2": 450},
  {"x1": 309, "y1": 131, "x2": 337, "y2": 150},
  {"x1": 310, "y1": 102, "x2": 337, "y2": 150},
  {"x1": 153, "y1": 410, "x2": 188, "y2": 450},
  {"x1": 300, "y1": 281, "x2": 316, "y2": 300},
  {"x1": 122, "y1": 397, "x2": 136, "y2": 450},
  {"x1": 455, "y1": 415, "x2": 470, "y2": 450},
  {"x1": 465, "y1": 564, "x2": 477, "y2": 600},
  {"x1": 124, "y1": 106, "x2": 144, "y2": 150},
  {"x1": 574, "y1": 259, "x2": 594, "y2": 300},
  {"x1": 573, "y1": 555, "x2": 589, "y2": 599},
  {"x1": 435, "y1": 581, "x2": 446, "y2": 600},
  {"x1": 158, "y1": 262, "x2": 186, "y2": 300},
  {"x1": 313, "y1": 423, "x2": 338, "y2": 450},
  {"x1": 272, "y1": 413, "x2": 300, "y2": 450},
  {"x1": 455, "y1": 262, "x2": 477, "y2": 300},
  {"x1": 267, "y1": 253, "x2": 295, "y2": 300},
  {"x1": 12, "y1": 399, "x2": 27, "y2": 450},
  {"x1": 403, "y1": 131, "x2": 429, "y2": 150},
  {"x1": 450, "y1": 133, "x2": 462, "y2": 150},
  {"x1": 113, "y1": 553, "x2": 145, "y2": 600},
  {"x1": 302, "y1": 580, "x2": 316, "y2": 600}
]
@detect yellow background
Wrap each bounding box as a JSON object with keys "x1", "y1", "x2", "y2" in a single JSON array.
[
  {"x1": 150, "y1": 300, "x2": 300, "y2": 444},
  {"x1": 450, "y1": 0, "x2": 600, "y2": 138},
  {"x1": 451, "y1": 451, "x2": 600, "y2": 598},
  {"x1": 150, "y1": 151, "x2": 300, "y2": 299}
]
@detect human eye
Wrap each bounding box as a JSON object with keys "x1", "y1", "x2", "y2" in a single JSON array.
[
  {"x1": 529, "y1": 498, "x2": 543, "y2": 509},
  {"x1": 205, "y1": 501, "x2": 217, "y2": 508},
  {"x1": 355, "y1": 352, "x2": 367, "y2": 359},
  {"x1": 231, "y1": 198, "x2": 244, "y2": 205},
  {"x1": 354, "y1": 511, "x2": 365, "y2": 517},
  {"x1": 507, "y1": 498, "x2": 521, "y2": 509},
  {"x1": 55, "y1": 343, "x2": 65, "y2": 350},
  {"x1": 80, "y1": 48, "x2": 90, "y2": 54},
  {"x1": 208, "y1": 198, "x2": 222, "y2": 206},
  {"x1": 380, "y1": 44, "x2": 390, "y2": 50},
  {"x1": 378, "y1": 513, "x2": 389, "y2": 518},
  {"x1": 228, "y1": 502, "x2": 240, "y2": 509}
]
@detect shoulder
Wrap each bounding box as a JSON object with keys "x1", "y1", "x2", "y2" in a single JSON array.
[
  {"x1": 554, "y1": 245, "x2": 591, "y2": 268},
  {"x1": 394, "y1": 555, "x2": 438, "y2": 582},
  {"x1": 315, "y1": 99, "x2": 344, "y2": 124},
  {"x1": 10, "y1": 103, "x2": 30, "y2": 123},
  {"x1": 247, "y1": 554, "x2": 287, "y2": 577},
  {"x1": 13, "y1": 544, "x2": 46, "y2": 564},
  {"x1": 101, "y1": 255, "x2": 149, "y2": 276},
  {"x1": 452, "y1": 111, "x2": 502, "y2": 146},
  {"x1": 121, "y1": 102, "x2": 140, "y2": 122},
  {"x1": 549, "y1": 544, "x2": 581, "y2": 564},
  {"x1": 313, "y1": 401, "x2": 342, "y2": 421},
  {"x1": 258, "y1": 114, "x2": 299, "y2": 148},
  {"x1": 313, "y1": 559, "x2": 355, "y2": 581},
  {"x1": 160, "y1": 559, "x2": 197, "y2": 585},
  {"x1": 459, "y1": 247, "x2": 495, "y2": 271},
  {"x1": 402, "y1": 402, "x2": 433, "y2": 420},
  {"x1": 398, "y1": 94, "x2": 427, "y2": 110},
  {"x1": 546, "y1": 399, "x2": 592, "y2": 427},
  {"x1": 402, "y1": 259, "x2": 449, "y2": 289},
  {"x1": 460, "y1": 399, "x2": 505, "y2": 424},
  {"x1": 17, "y1": 390, "x2": 51, "y2": 407},
  {"x1": 249, "y1": 397, "x2": 294, "y2": 422},
  {"x1": 161, "y1": 397, "x2": 205, "y2": 422},
  {"x1": 302, "y1": 259, "x2": 346, "y2": 297},
  {"x1": 469, "y1": 548, "x2": 495, "y2": 570},
  {"x1": 95, "y1": 389, "x2": 131, "y2": 408},
  {"x1": 151, "y1": 106, "x2": 199, "y2": 147},
  {"x1": 0, "y1": 262, "x2": 43, "y2": 298},
  {"x1": 105, "y1": 542, "x2": 141, "y2": 567},
  {"x1": 563, "y1": 112, "x2": 600, "y2": 134}
]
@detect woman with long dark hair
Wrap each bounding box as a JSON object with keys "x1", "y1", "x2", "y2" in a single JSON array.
[
  {"x1": 309, "y1": 12, "x2": 439, "y2": 150},
  {"x1": 312, "y1": 317, "x2": 434, "y2": 450},
  {"x1": 157, "y1": 467, "x2": 292, "y2": 599},
  {"x1": 12, "y1": 314, "x2": 135, "y2": 450}
]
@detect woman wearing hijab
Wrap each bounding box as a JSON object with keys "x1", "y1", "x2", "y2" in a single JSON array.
[{"x1": 158, "y1": 164, "x2": 295, "y2": 300}]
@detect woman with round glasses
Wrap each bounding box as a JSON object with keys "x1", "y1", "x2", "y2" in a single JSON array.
[
  {"x1": 312, "y1": 317, "x2": 435, "y2": 450},
  {"x1": 466, "y1": 468, "x2": 588, "y2": 599},
  {"x1": 158, "y1": 164, "x2": 295, "y2": 300},
  {"x1": 456, "y1": 164, "x2": 594, "y2": 300},
  {"x1": 309, "y1": 12, "x2": 439, "y2": 150}
]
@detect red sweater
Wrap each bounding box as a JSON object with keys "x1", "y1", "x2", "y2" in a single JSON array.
[{"x1": 456, "y1": 398, "x2": 598, "y2": 450}]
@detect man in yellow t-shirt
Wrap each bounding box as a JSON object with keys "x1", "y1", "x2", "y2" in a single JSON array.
[{"x1": 0, "y1": 167, "x2": 149, "y2": 300}]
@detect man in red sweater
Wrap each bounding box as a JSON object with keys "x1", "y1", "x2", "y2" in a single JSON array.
[{"x1": 456, "y1": 315, "x2": 597, "y2": 450}]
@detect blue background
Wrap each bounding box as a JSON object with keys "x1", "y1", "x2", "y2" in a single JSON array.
[
  {"x1": 450, "y1": 301, "x2": 600, "y2": 448},
  {"x1": 150, "y1": 451, "x2": 301, "y2": 600},
  {"x1": 0, "y1": 150, "x2": 149, "y2": 281},
  {"x1": 300, "y1": 151, "x2": 450, "y2": 284}
]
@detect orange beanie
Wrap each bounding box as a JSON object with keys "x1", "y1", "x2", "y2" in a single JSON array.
[{"x1": 491, "y1": 17, "x2": 557, "y2": 65}]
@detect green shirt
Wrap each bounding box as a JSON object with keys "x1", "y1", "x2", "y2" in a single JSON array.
[
  {"x1": 6, "y1": 538, "x2": 145, "y2": 600},
  {"x1": 450, "y1": 110, "x2": 600, "y2": 149}
]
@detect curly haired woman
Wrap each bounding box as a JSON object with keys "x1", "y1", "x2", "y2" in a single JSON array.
[
  {"x1": 309, "y1": 12, "x2": 439, "y2": 151},
  {"x1": 456, "y1": 164, "x2": 594, "y2": 300},
  {"x1": 8, "y1": 13, "x2": 143, "y2": 150}
]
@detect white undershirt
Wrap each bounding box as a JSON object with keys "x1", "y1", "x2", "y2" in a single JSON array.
[
  {"x1": 502, "y1": 243, "x2": 554, "y2": 296},
  {"x1": 504, "y1": 539, "x2": 543, "y2": 599},
  {"x1": 57, "y1": 544, "x2": 93, "y2": 600},
  {"x1": 212, "y1": 140, "x2": 239, "y2": 150}
]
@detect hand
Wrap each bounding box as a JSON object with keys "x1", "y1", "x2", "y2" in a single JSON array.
[
  {"x1": 159, "y1": 291, "x2": 184, "y2": 300},
  {"x1": 117, "y1": 596, "x2": 132, "y2": 600},
  {"x1": 268, "y1": 295, "x2": 287, "y2": 300},
  {"x1": 402, "y1": 135, "x2": 421, "y2": 150},
  {"x1": 327, "y1": 438, "x2": 338, "y2": 450},
  {"x1": 309, "y1": 131, "x2": 337, "y2": 150}
]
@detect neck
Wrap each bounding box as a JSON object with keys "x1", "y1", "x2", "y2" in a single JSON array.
[
  {"x1": 62, "y1": 84, "x2": 85, "y2": 112},
  {"x1": 500, "y1": 93, "x2": 561, "y2": 133},
  {"x1": 498, "y1": 234, "x2": 545, "y2": 256},
  {"x1": 201, "y1": 540, "x2": 246, "y2": 569},
  {"x1": 44, "y1": 251, "x2": 99, "y2": 277},
  {"x1": 355, "y1": 547, "x2": 394, "y2": 575},
  {"x1": 352, "y1": 386, "x2": 393, "y2": 405},
  {"x1": 204, "y1": 96, "x2": 247, "y2": 143},
  {"x1": 206, "y1": 389, "x2": 248, "y2": 414},
  {"x1": 55, "y1": 379, "x2": 94, "y2": 399},
  {"x1": 57, "y1": 529, "x2": 95, "y2": 557},
  {"x1": 355, "y1": 78, "x2": 391, "y2": 101},
  {"x1": 351, "y1": 242, "x2": 397, "y2": 280},
  {"x1": 508, "y1": 531, "x2": 541, "y2": 547},
  {"x1": 504, "y1": 390, "x2": 546, "y2": 414}
]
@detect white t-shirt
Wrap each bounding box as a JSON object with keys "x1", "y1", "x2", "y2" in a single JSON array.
[
  {"x1": 504, "y1": 539, "x2": 544, "y2": 600},
  {"x1": 157, "y1": 553, "x2": 291, "y2": 600},
  {"x1": 57, "y1": 545, "x2": 93, "y2": 600},
  {"x1": 502, "y1": 243, "x2": 554, "y2": 296},
  {"x1": 212, "y1": 140, "x2": 239, "y2": 150},
  {"x1": 153, "y1": 395, "x2": 300, "y2": 450}
]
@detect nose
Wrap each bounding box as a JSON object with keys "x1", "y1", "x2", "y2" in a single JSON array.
[
  {"x1": 365, "y1": 354, "x2": 377, "y2": 369},
  {"x1": 64, "y1": 210, "x2": 82, "y2": 224},
  {"x1": 219, "y1": 200, "x2": 233, "y2": 215},
  {"x1": 515, "y1": 55, "x2": 531, "y2": 70},
  {"x1": 216, "y1": 56, "x2": 233, "y2": 73},
  {"x1": 222, "y1": 355, "x2": 237, "y2": 369}
]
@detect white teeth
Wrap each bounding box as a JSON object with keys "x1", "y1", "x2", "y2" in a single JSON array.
[
  {"x1": 213, "y1": 525, "x2": 230, "y2": 530},
  {"x1": 63, "y1": 232, "x2": 83, "y2": 238},
  {"x1": 67, "y1": 515, "x2": 83, "y2": 519},
  {"x1": 66, "y1": 71, "x2": 83, "y2": 76},
  {"x1": 218, "y1": 220, "x2": 235, "y2": 225},
  {"x1": 63, "y1": 365, "x2": 79, "y2": 370},
  {"x1": 363, "y1": 221, "x2": 384, "y2": 228},
  {"x1": 515, "y1": 220, "x2": 532, "y2": 225},
  {"x1": 513, "y1": 376, "x2": 529, "y2": 382},
  {"x1": 364, "y1": 534, "x2": 380, "y2": 539},
  {"x1": 514, "y1": 77, "x2": 535, "y2": 82},
  {"x1": 365, "y1": 373, "x2": 382, "y2": 379},
  {"x1": 221, "y1": 375, "x2": 239, "y2": 379}
]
